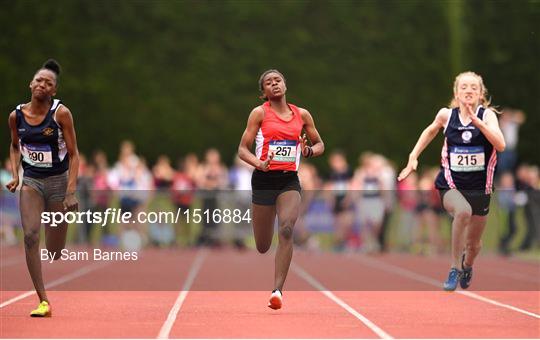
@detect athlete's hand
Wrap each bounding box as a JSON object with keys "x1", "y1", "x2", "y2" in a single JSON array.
[
  {"x1": 5, "y1": 177, "x2": 19, "y2": 193},
  {"x1": 300, "y1": 133, "x2": 313, "y2": 158},
  {"x1": 397, "y1": 159, "x2": 418, "y2": 181},
  {"x1": 466, "y1": 104, "x2": 481, "y2": 125},
  {"x1": 63, "y1": 192, "x2": 79, "y2": 211},
  {"x1": 258, "y1": 151, "x2": 274, "y2": 172}
]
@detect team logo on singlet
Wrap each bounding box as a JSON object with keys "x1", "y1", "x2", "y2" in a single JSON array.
[
  {"x1": 42, "y1": 127, "x2": 54, "y2": 136},
  {"x1": 461, "y1": 131, "x2": 472, "y2": 143}
]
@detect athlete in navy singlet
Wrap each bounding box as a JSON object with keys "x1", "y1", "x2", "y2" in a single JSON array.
[
  {"x1": 16, "y1": 98, "x2": 69, "y2": 178},
  {"x1": 398, "y1": 72, "x2": 505, "y2": 291},
  {"x1": 434, "y1": 106, "x2": 497, "y2": 195},
  {"x1": 6, "y1": 59, "x2": 80, "y2": 317}
]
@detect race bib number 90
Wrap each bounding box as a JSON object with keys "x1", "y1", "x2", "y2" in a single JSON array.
[
  {"x1": 450, "y1": 146, "x2": 485, "y2": 172},
  {"x1": 269, "y1": 140, "x2": 297, "y2": 162},
  {"x1": 21, "y1": 144, "x2": 53, "y2": 168}
]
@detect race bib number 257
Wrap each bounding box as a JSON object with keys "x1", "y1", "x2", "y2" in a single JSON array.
[{"x1": 269, "y1": 140, "x2": 297, "y2": 163}]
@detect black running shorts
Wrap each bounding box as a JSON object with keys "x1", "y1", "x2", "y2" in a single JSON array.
[
  {"x1": 439, "y1": 189, "x2": 491, "y2": 216},
  {"x1": 251, "y1": 169, "x2": 301, "y2": 206}
]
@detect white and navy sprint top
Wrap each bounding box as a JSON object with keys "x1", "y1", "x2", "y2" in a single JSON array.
[
  {"x1": 16, "y1": 99, "x2": 69, "y2": 178},
  {"x1": 435, "y1": 106, "x2": 497, "y2": 194}
]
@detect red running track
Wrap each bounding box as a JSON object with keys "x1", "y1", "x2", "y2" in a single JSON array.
[{"x1": 1, "y1": 246, "x2": 539, "y2": 338}]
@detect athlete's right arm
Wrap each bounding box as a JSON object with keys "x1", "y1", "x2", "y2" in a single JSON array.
[
  {"x1": 6, "y1": 111, "x2": 21, "y2": 192},
  {"x1": 397, "y1": 108, "x2": 449, "y2": 181},
  {"x1": 238, "y1": 107, "x2": 273, "y2": 171}
]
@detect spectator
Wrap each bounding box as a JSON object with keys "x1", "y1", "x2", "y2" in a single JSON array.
[
  {"x1": 196, "y1": 148, "x2": 228, "y2": 246},
  {"x1": 171, "y1": 155, "x2": 197, "y2": 246},
  {"x1": 397, "y1": 171, "x2": 418, "y2": 252},
  {"x1": 375, "y1": 154, "x2": 396, "y2": 252},
  {"x1": 497, "y1": 172, "x2": 518, "y2": 255},
  {"x1": 415, "y1": 169, "x2": 444, "y2": 255},
  {"x1": 228, "y1": 155, "x2": 254, "y2": 249},
  {"x1": 295, "y1": 162, "x2": 322, "y2": 249},
  {"x1": 498, "y1": 109, "x2": 525, "y2": 174},
  {"x1": 516, "y1": 164, "x2": 540, "y2": 251},
  {"x1": 0, "y1": 158, "x2": 19, "y2": 246},
  {"x1": 326, "y1": 150, "x2": 354, "y2": 251},
  {"x1": 76, "y1": 154, "x2": 94, "y2": 244},
  {"x1": 153, "y1": 155, "x2": 175, "y2": 190},
  {"x1": 349, "y1": 152, "x2": 386, "y2": 253},
  {"x1": 91, "y1": 150, "x2": 114, "y2": 246},
  {"x1": 109, "y1": 140, "x2": 145, "y2": 251}
]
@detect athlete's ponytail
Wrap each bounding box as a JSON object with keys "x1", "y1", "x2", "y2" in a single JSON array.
[
  {"x1": 42, "y1": 59, "x2": 61, "y2": 76},
  {"x1": 36, "y1": 59, "x2": 61, "y2": 84}
]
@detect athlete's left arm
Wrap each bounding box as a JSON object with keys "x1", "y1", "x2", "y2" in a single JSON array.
[
  {"x1": 470, "y1": 107, "x2": 506, "y2": 152},
  {"x1": 56, "y1": 106, "x2": 80, "y2": 210},
  {"x1": 300, "y1": 109, "x2": 325, "y2": 158}
]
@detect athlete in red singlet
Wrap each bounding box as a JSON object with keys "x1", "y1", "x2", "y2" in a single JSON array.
[
  {"x1": 238, "y1": 69, "x2": 324, "y2": 309},
  {"x1": 254, "y1": 100, "x2": 304, "y2": 171}
]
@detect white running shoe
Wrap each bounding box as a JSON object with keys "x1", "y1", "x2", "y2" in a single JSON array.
[{"x1": 268, "y1": 289, "x2": 282, "y2": 310}]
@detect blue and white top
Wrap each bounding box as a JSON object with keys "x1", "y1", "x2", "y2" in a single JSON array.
[
  {"x1": 435, "y1": 106, "x2": 497, "y2": 194},
  {"x1": 16, "y1": 99, "x2": 69, "y2": 178}
]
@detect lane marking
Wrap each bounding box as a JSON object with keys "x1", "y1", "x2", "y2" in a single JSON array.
[
  {"x1": 351, "y1": 255, "x2": 540, "y2": 319},
  {"x1": 157, "y1": 249, "x2": 207, "y2": 339},
  {"x1": 0, "y1": 262, "x2": 109, "y2": 308},
  {"x1": 292, "y1": 262, "x2": 393, "y2": 339}
]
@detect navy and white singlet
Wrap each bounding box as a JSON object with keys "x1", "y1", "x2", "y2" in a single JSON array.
[
  {"x1": 435, "y1": 106, "x2": 497, "y2": 194},
  {"x1": 16, "y1": 99, "x2": 69, "y2": 178}
]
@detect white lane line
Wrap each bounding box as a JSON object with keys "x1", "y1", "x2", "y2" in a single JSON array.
[
  {"x1": 459, "y1": 290, "x2": 540, "y2": 319},
  {"x1": 157, "y1": 249, "x2": 207, "y2": 339},
  {"x1": 352, "y1": 255, "x2": 540, "y2": 319},
  {"x1": 0, "y1": 261, "x2": 109, "y2": 308},
  {"x1": 292, "y1": 263, "x2": 393, "y2": 339}
]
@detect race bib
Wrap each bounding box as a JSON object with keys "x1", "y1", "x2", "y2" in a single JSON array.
[
  {"x1": 269, "y1": 140, "x2": 297, "y2": 162},
  {"x1": 21, "y1": 144, "x2": 53, "y2": 168},
  {"x1": 450, "y1": 146, "x2": 485, "y2": 172}
]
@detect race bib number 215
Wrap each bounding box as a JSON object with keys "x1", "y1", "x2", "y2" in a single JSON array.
[{"x1": 450, "y1": 146, "x2": 485, "y2": 172}]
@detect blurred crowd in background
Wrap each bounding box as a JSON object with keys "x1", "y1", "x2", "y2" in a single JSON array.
[{"x1": 1, "y1": 109, "x2": 539, "y2": 255}]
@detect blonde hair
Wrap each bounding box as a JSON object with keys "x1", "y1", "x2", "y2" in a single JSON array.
[{"x1": 448, "y1": 71, "x2": 499, "y2": 113}]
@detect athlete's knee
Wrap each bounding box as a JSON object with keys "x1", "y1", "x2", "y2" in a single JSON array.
[
  {"x1": 256, "y1": 242, "x2": 271, "y2": 254},
  {"x1": 454, "y1": 207, "x2": 472, "y2": 221},
  {"x1": 278, "y1": 223, "x2": 294, "y2": 241},
  {"x1": 23, "y1": 230, "x2": 40, "y2": 249}
]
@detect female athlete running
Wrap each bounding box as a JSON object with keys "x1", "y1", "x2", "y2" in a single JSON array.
[
  {"x1": 398, "y1": 71, "x2": 505, "y2": 291},
  {"x1": 238, "y1": 69, "x2": 324, "y2": 309},
  {"x1": 6, "y1": 59, "x2": 79, "y2": 316}
]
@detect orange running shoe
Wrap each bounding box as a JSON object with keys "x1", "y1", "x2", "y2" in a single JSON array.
[{"x1": 268, "y1": 289, "x2": 282, "y2": 310}]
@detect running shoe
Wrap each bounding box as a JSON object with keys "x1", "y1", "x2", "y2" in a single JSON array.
[
  {"x1": 460, "y1": 253, "x2": 473, "y2": 289},
  {"x1": 268, "y1": 289, "x2": 282, "y2": 310},
  {"x1": 443, "y1": 268, "x2": 462, "y2": 291},
  {"x1": 30, "y1": 301, "x2": 52, "y2": 317}
]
